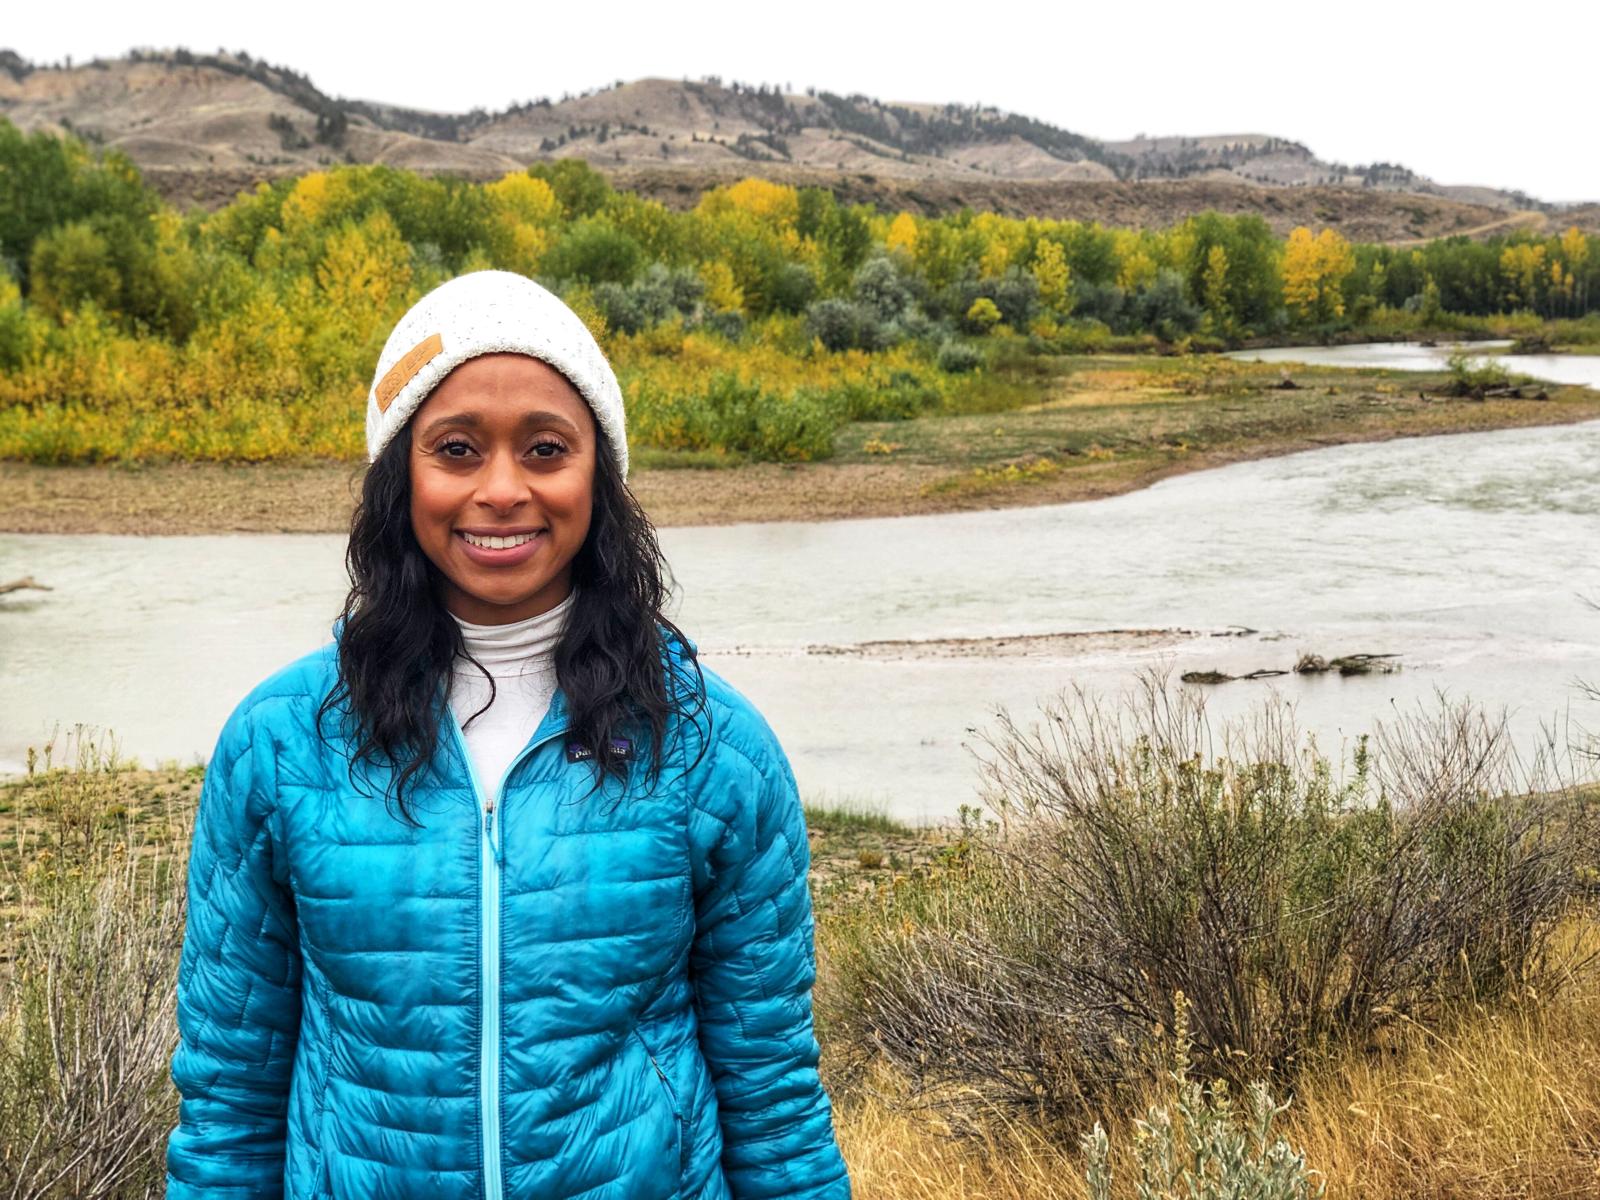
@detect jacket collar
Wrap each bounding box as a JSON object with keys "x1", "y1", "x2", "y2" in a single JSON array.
[
  {"x1": 329, "y1": 620, "x2": 694, "y2": 659},
  {"x1": 330, "y1": 615, "x2": 697, "y2": 661}
]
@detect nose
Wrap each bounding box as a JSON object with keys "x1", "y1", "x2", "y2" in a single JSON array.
[{"x1": 475, "y1": 446, "x2": 530, "y2": 513}]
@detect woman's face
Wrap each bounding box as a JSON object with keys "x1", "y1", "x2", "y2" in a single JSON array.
[{"x1": 408, "y1": 352, "x2": 596, "y2": 624}]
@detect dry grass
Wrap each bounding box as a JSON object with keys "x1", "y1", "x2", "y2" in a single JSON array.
[
  {"x1": 1284, "y1": 927, "x2": 1600, "y2": 1198},
  {"x1": 7, "y1": 733, "x2": 1600, "y2": 1197},
  {"x1": 826, "y1": 918, "x2": 1600, "y2": 1198}
]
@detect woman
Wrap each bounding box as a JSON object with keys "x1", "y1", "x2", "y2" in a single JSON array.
[{"x1": 164, "y1": 270, "x2": 852, "y2": 1199}]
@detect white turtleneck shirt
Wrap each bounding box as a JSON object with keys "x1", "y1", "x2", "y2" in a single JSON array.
[{"x1": 448, "y1": 589, "x2": 575, "y2": 807}]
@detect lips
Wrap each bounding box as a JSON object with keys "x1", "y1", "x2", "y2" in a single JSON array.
[
  {"x1": 461, "y1": 531, "x2": 541, "y2": 550},
  {"x1": 455, "y1": 529, "x2": 546, "y2": 566}
]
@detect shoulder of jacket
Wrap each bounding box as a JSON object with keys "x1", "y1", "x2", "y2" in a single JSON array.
[
  {"x1": 235, "y1": 642, "x2": 338, "y2": 722},
  {"x1": 214, "y1": 643, "x2": 339, "y2": 764},
  {"x1": 679, "y1": 662, "x2": 797, "y2": 829},
  {"x1": 699, "y1": 664, "x2": 789, "y2": 770}
]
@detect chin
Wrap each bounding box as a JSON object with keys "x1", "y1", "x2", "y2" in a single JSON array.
[{"x1": 474, "y1": 586, "x2": 543, "y2": 608}]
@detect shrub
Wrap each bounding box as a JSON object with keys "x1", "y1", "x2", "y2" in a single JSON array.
[
  {"x1": 805, "y1": 297, "x2": 890, "y2": 352},
  {"x1": 633, "y1": 370, "x2": 838, "y2": 461},
  {"x1": 850, "y1": 254, "x2": 915, "y2": 323},
  {"x1": 936, "y1": 338, "x2": 983, "y2": 373},
  {"x1": 1132, "y1": 268, "x2": 1203, "y2": 340},
  {"x1": 701, "y1": 309, "x2": 746, "y2": 342},
  {"x1": 945, "y1": 268, "x2": 1041, "y2": 333},
  {"x1": 963, "y1": 296, "x2": 1003, "y2": 334},
  {"x1": 0, "y1": 727, "x2": 190, "y2": 1199},
  {"x1": 767, "y1": 261, "x2": 817, "y2": 315},
  {"x1": 593, "y1": 263, "x2": 705, "y2": 334},
  {"x1": 539, "y1": 217, "x2": 644, "y2": 284},
  {"x1": 1443, "y1": 351, "x2": 1521, "y2": 397},
  {"x1": 1081, "y1": 994, "x2": 1325, "y2": 1200},
  {"x1": 822, "y1": 675, "x2": 1600, "y2": 1118},
  {"x1": 1072, "y1": 280, "x2": 1128, "y2": 329}
]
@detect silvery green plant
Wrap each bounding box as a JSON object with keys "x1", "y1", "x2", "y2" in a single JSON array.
[
  {"x1": 1080, "y1": 1077, "x2": 1324, "y2": 1200},
  {"x1": 1080, "y1": 991, "x2": 1324, "y2": 1200}
]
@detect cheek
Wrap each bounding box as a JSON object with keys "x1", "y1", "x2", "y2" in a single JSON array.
[
  {"x1": 408, "y1": 469, "x2": 457, "y2": 551},
  {"x1": 551, "y1": 465, "x2": 595, "y2": 527}
]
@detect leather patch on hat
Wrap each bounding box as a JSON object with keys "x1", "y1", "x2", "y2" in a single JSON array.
[{"x1": 375, "y1": 333, "x2": 444, "y2": 412}]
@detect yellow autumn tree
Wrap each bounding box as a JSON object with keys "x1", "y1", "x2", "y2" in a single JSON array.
[
  {"x1": 301, "y1": 209, "x2": 414, "y2": 388},
  {"x1": 1557, "y1": 227, "x2": 1588, "y2": 314},
  {"x1": 708, "y1": 177, "x2": 800, "y2": 230},
  {"x1": 886, "y1": 212, "x2": 919, "y2": 257},
  {"x1": 1282, "y1": 227, "x2": 1355, "y2": 325},
  {"x1": 1113, "y1": 229, "x2": 1159, "y2": 292},
  {"x1": 281, "y1": 171, "x2": 334, "y2": 231},
  {"x1": 1499, "y1": 242, "x2": 1546, "y2": 311},
  {"x1": 1031, "y1": 238, "x2": 1073, "y2": 314},
  {"x1": 487, "y1": 172, "x2": 561, "y2": 225},
  {"x1": 1201, "y1": 243, "x2": 1230, "y2": 331},
  {"x1": 699, "y1": 260, "x2": 744, "y2": 312},
  {"x1": 485, "y1": 173, "x2": 562, "y2": 275},
  {"x1": 965, "y1": 296, "x2": 1002, "y2": 332},
  {"x1": 1560, "y1": 226, "x2": 1589, "y2": 270},
  {"x1": 973, "y1": 212, "x2": 1025, "y2": 279}
]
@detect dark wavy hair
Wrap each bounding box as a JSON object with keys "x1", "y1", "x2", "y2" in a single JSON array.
[{"x1": 317, "y1": 419, "x2": 709, "y2": 825}]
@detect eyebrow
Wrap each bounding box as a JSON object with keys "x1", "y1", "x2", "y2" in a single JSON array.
[{"x1": 418, "y1": 410, "x2": 583, "y2": 441}]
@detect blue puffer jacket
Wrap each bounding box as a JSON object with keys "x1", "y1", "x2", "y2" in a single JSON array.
[{"x1": 164, "y1": 627, "x2": 851, "y2": 1199}]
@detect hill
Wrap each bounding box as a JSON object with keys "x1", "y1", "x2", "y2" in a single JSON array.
[{"x1": 2, "y1": 48, "x2": 1593, "y2": 242}]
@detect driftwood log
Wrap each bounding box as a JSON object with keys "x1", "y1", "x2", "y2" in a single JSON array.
[
  {"x1": 1184, "y1": 652, "x2": 1401, "y2": 685},
  {"x1": 0, "y1": 576, "x2": 51, "y2": 596}
]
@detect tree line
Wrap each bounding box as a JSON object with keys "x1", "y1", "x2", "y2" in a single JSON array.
[{"x1": 0, "y1": 117, "x2": 1594, "y2": 462}]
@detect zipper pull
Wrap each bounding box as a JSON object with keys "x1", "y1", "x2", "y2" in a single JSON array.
[{"x1": 484, "y1": 797, "x2": 503, "y2": 865}]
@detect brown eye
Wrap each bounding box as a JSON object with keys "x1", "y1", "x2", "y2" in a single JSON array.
[
  {"x1": 530, "y1": 439, "x2": 567, "y2": 459},
  {"x1": 440, "y1": 438, "x2": 475, "y2": 459}
]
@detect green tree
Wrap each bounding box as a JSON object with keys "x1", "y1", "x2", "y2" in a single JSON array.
[
  {"x1": 526, "y1": 159, "x2": 613, "y2": 219},
  {"x1": 540, "y1": 217, "x2": 645, "y2": 285},
  {"x1": 0, "y1": 119, "x2": 155, "y2": 288}
]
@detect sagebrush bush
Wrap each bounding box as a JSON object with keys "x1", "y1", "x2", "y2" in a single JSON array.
[
  {"x1": 0, "y1": 728, "x2": 191, "y2": 1199},
  {"x1": 821, "y1": 674, "x2": 1600, "y2": 1119},
  {"x1": 935, "y1": 338, "x2": 983, "y2": 374},
  {"x1": 1081, "y1": 993, "x2": 1325, "y2": 1200}
]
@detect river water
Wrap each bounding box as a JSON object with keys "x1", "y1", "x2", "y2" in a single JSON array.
[
  {"x1": 3, "y1": 345, "x2": 1597, "y2": 823},
  {"x1": 1227, "y1": 338, "x2": 1600, "y2": 390}
]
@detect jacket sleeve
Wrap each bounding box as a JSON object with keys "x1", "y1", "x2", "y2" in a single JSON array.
[
  {"x1": 165, "y1": 699, "x2": 303, "y2": 1199},
  {"x1": 689, "y1": 731, "x2": 852, "y2": 1199}
]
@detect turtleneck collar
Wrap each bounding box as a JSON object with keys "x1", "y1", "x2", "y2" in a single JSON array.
[{"x1": 450, "y1": 588, "x2": 575, "y2": 673}]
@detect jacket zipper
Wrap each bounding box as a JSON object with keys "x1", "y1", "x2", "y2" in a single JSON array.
[{"x1": 447, "y1": 711, "x2": 567, "y2": 1200}]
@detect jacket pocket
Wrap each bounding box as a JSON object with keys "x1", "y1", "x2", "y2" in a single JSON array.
[
  {"x1": 632, "y1": 1027, "x2": 688, "y2": 1186},
  {"x1": 310, "y1": 1108, "x2": 334, "y2": 1199}
]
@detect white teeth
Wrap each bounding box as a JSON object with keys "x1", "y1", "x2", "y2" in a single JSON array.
[{"x1": 462, "y1": 531, "x2": 539, "y2": 550}]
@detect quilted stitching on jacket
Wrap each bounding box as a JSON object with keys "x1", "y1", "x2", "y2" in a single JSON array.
[{"x1": 164, "y1": 632, "x2": 851, "y2": 1200}]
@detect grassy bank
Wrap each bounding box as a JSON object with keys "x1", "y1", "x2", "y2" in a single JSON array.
[{"x1": 4, "y1": 350, "x2": 1597, "y2": 535}]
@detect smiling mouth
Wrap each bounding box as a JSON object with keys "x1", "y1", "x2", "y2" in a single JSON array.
[{"x1": 459, "y1": 530, "x2": 543, "y2": 550}]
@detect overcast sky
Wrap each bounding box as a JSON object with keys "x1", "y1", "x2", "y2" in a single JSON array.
[{"x1": 7, "y1": 1, "x2": 1596, "y2": 203}]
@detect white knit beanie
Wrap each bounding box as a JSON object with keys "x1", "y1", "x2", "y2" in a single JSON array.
[{"x1": 365, "y1": 269, "x2": 628, "y2": 479}]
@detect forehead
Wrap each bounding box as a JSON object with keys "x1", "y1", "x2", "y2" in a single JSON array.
[
  {"x1": 419, "y1": 353, "x2": 592, "y2": 424},
  {"x1": 434, "y1": 352, "x2": 581, "y2": 396}
]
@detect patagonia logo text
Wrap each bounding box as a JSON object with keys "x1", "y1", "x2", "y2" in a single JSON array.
[
  {"x1": 375, "y1": 332, "x2": 444, "y2": 412},
  {"x1": 566, "y1": 737, "x2": 634, "y2": 763}
]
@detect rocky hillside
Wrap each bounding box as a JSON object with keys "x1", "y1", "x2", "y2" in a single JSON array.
[{"x1": 3, "y1": 47, "x2": 1589, "y2": 241}]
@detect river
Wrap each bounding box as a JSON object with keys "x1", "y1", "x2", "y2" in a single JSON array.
[
  {"x1": 1227, "y1": 338, "x2": 1600, "y2": 389},
  {"x1": 2, "y1": 344, "x2": 1597, "y2": 822}
]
